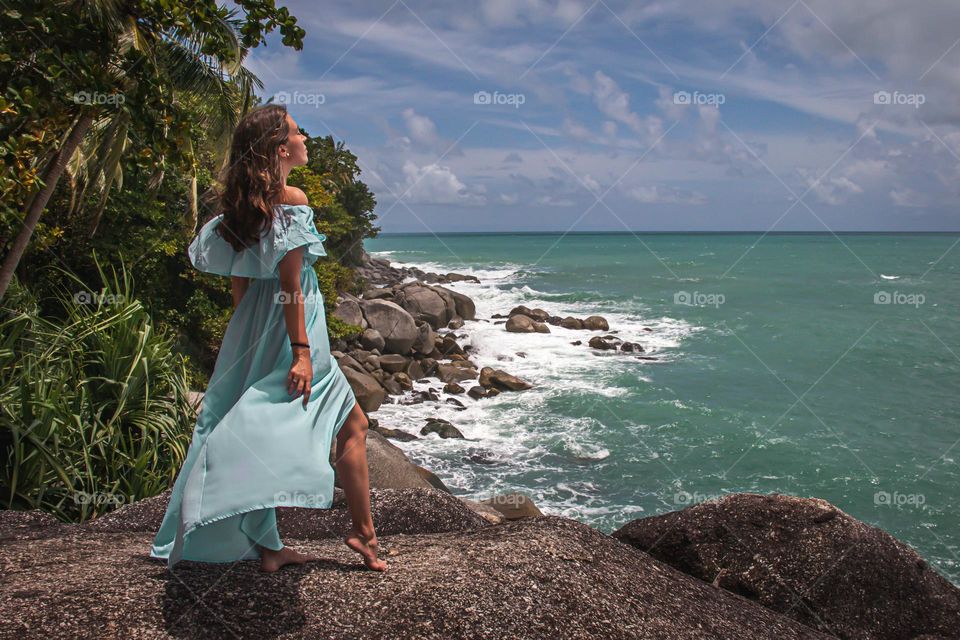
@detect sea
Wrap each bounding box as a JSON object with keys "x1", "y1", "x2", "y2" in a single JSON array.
[{"x1": 362, "y1": 231, "x2": 960, "y2": 584}]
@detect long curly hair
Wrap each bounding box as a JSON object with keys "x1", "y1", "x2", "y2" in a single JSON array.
[{"x1": 211, "y1": 104, "x2": 291, "y2": 252}]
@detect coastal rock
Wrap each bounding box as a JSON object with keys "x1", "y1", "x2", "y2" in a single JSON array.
[
  {"x1": 0, "y1": 512, "x2": 832, "y2": 639},
  {"x1": 421, "y1": 417, "x2": 465, "y2": 439},
  {"x1": 394, "y1": 372, "x2": 413, "y2": 390},
  {"x1": 332, "y1": 299, "x2": 364, "y2": 328},
  {"x1": 395, "y1": 284, "x2": 449, "y2": 330},
  {"x1": 588, "y1": 336, "x2": 617, "y2": 350},
  {"x1": 613, "y1": 492, "x2": 960, "y2": 640},
  {"x1": 443, "y1": 382, "x2": 465, "y2": 394},
  {"x1": 509, "y1": 305, "x2": 550, "y2": 322},
  {"x1": 582, "y1": 315, "x2": 610, "y2": 331},
  {"x1": 371, "y1": 424, "x2": 419, "y2": 441},
  {"x1": 412, "y1": 322, "x2": 436, "y2": 355},
  {"x1": 447, "y1": 317, "x2": 464, "y2": 329},
  {"x1": 340, "y1": 365, "x2": 386, "y2": 412},
  {"x1": 479, "y1": 493, "x2": 544, "y2": 520},
  {"x1": 435, "y1": 363, "x2": 478, "y2": 384},
  {"x1": 377, "y1": 354, "x2": 409, "y2": 374},
  {"x1": 359, "y1": 328, "x2": 385, "y2": 352},
  {"x1": 359, "y1": 299, "x2": 418, "y2": 354},
  {"x1": 345, "y1": 430, "x2": 435, "y2": 490},
  {"x1": 478, "y1": 367, "x2": 533, "y2": 391},
  {"x1": 560, "y1": 316, "x2": 583, "y2": 330},
  {"x1": 434, "y1": 285, "x2": 476, "y2": 321},
  {"x1": 505, "y1": 314, "x2": 537, "y2": 333}
]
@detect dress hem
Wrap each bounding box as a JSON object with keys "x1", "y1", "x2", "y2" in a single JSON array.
[{"x1": 150, "y1": 397, "x2": 354, "y2": 569}]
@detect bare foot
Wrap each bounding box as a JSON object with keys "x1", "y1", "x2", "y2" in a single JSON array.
[
  {"x1": 344, "y1": 528, "x2": 388, "y2": 572},
  {"x1": 260, "y1": 546, "x2": 321, "y2": 573}
]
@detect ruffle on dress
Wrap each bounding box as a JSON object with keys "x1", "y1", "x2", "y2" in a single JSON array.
[{"x1": 187, "y1": 204, "x2": 327, "y2": 279}]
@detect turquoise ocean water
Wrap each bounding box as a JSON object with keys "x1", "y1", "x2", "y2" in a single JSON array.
[{"x1": 363, "y1": 232, "x2": 960, "y2": 583}]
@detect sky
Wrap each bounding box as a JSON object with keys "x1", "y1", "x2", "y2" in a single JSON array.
[{"x1": 244, "y1": 0, "x2": 960, "y2": 232}]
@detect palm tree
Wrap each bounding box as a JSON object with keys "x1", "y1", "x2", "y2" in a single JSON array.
[{"x1": 0, "y1": 0, "x2": 299, "y2": 301}]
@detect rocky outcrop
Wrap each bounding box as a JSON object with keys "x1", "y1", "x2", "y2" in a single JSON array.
[
  {"x1": 359, "y1": 299, "x2": 418, "y2": 354},
  {"x1": 0, "y1": 503, "x2": 831, "y2": 639},
  {"x1": 613, "y1": 493, "x2": 960, "y2": 640}
]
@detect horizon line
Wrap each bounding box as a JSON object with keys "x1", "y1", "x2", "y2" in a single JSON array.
[{"x1": 374, "y1": 230, "x2": 960, "y2": 236}]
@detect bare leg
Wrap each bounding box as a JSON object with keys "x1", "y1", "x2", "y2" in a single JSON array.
[{"x1": 335, "y1": 401, "x2": 387, "y2": 571}]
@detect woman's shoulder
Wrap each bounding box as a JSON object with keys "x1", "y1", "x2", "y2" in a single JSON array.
[{"x1": 278, "y1": 185, "x2": 308, "y2": 206}]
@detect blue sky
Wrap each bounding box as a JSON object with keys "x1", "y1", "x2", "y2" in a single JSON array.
[{"x1": 245, "y1": 0, "x2": 960, "y2": 232}]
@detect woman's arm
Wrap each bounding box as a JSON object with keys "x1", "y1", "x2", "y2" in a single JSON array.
[
  {"x1": 278, "y1": 246, "x2": 312, "y2": 407},
  {"x1": 231, "y1": 276, "x2": 250, "y2": 309}
]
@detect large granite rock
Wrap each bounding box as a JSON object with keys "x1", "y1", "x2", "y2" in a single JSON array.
[
  {"x1": 613, "y1": 493, "x2": 960, "y2": 640},
  {"x1": 359, "y1": 299, "x2": 418, "y2": 354},
  {"x1": 1, "y1": 511, "x2": 831, "y2": 639}
]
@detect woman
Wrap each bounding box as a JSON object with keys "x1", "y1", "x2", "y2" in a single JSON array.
[{"x1": 150, "y1": 104, "x2": 387, "y2": 573}]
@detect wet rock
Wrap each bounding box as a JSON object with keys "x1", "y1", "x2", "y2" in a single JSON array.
[
  {"x1": 613, "y1": 493, "x2": 960, "y2": 640},
  {"x1": 421, "y1": 418, "x2": 465, "y2": 439},
  {"x1": 478, "y1": 367, "x2": 533, "y2": 391}
]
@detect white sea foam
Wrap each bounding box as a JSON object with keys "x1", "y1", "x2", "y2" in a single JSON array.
[{"x1": 371, "y1": 255, "x2": 700, "y2": 517}]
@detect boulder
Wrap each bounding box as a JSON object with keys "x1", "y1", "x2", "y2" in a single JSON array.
[
  {"x1": 505, "y1": 314, "x2": 537, "y2": 333},
  {"x1": 0, "y1": 514, "x2": 832, "y2": 639},
  {"x1": 560, "y1": 316, "x2": 583, "y2": 330},
  {"x1": 378, "y1": 354, "x2": 409, "y2": 374},
  {"x1": 478, "y1": 367, "x2": 533, "y2": 391},
  {"x1": 341, "y1": 366, "x2": 386, "y2": 412},
  {"x1": 582, "y1": 315, "x2": 609, "y2": 331},
  {"x1": 613, "y1": 493, "x2": 960, "y2": 640},
  {"x1": 420, "y1": 418, "x2": 465, "y2": 439},
  {"x1": 588, "y1": 336, "x2": 617, "y2": 350},
  {"x1": 332, "y1": 299, "x2": 364, "y2": 327},
  {"x1": 434, "y1": 285, "x2": 476, "y2": 321},
  {"x1": 395, "y1": 285, "x2": 449, "y2": 329},
  {"x1": 359, "y1": 328, "x2": 385, "y2": 352},
  {"x1": 435, "y1": 363, "x2": 478, "y2": 384},
  {"x1": 360, "y1": 299, "x2": 418, "y2": 354},
  {"x1": 412, "y1": 322, "x2": 436, "y2": 355},
  {"x1": 479, "y1": 493, "x2": 543, "y2": 519}
]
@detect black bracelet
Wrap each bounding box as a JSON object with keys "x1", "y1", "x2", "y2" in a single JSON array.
[{"x1": 291, "y1": 341, "x2": 310, "y2": 349}]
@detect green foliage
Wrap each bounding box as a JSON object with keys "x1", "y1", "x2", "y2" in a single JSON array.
[{"x1": 0, "y1": 255, "x2": 196, "y2": 522}]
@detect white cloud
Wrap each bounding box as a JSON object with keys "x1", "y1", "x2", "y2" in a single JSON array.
[
  {"x1": 399, "y1": 160, "x2": 486, "y2": 205},
  {"x1": 622, "y1": 185, "x2": 707, "y2": 204}
]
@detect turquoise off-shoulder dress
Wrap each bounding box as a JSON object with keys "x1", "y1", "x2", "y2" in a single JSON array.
[{"x1": 150, "y1": 203, "x2": 357, "y2": 568}]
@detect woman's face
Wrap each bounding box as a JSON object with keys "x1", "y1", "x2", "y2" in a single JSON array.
[{"x1": 279, "y1": 114, "x2": 308, "y2": 167}]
